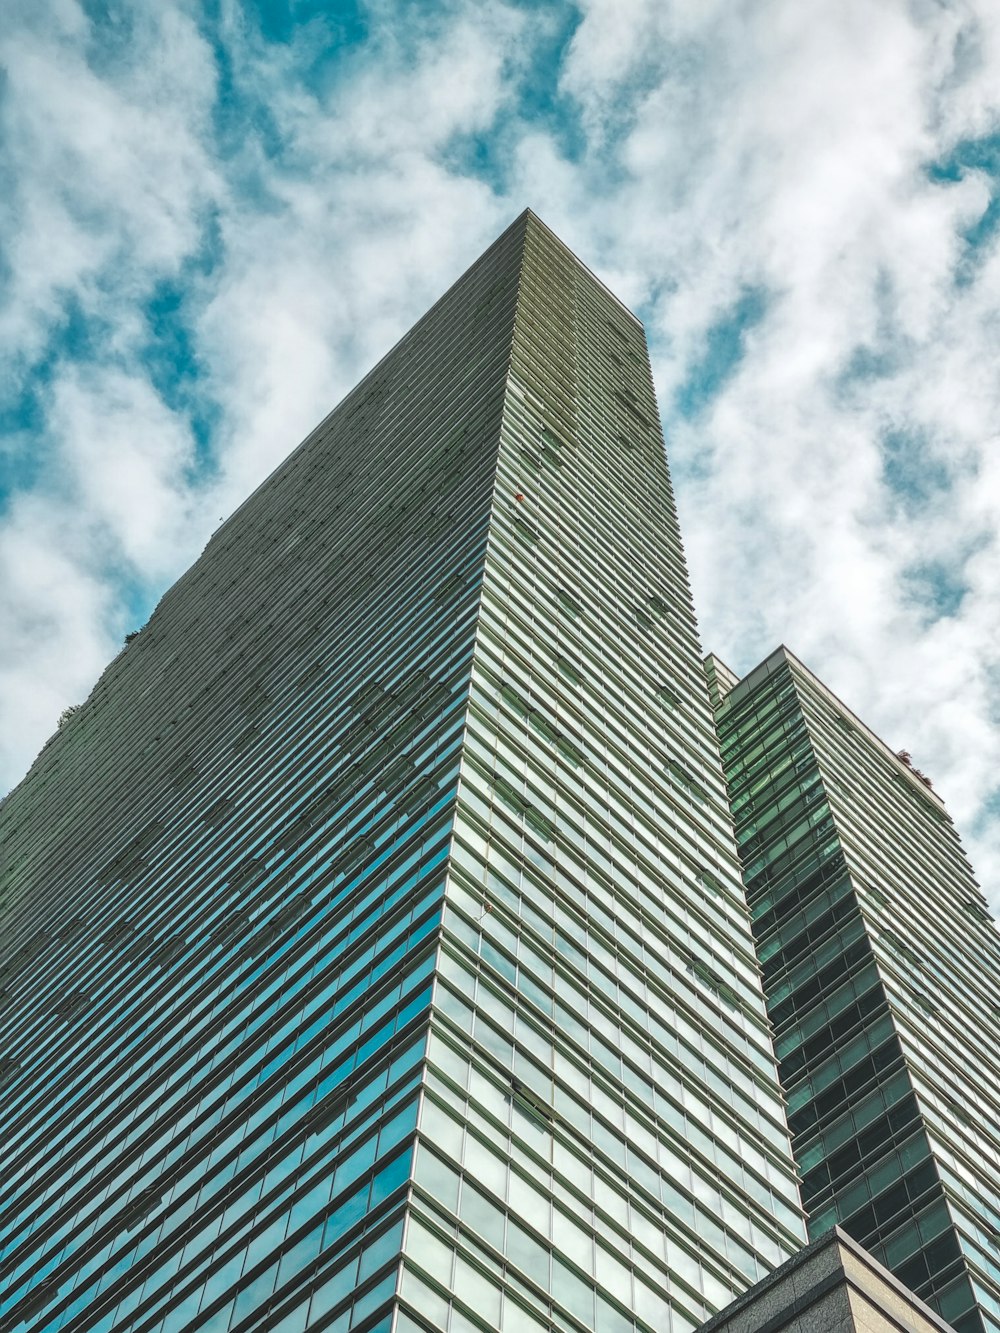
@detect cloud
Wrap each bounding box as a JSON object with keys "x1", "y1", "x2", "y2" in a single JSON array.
[
  {"x1": 0, "y1": 3, "x2": 219, "y2": 363},
  {"x1": 0, "y1": 1, "x2": 225, "y2": 777},
  {"x1": 0, "y1": 0, "x2": 530, "y2": 784},
  {"x1": 183, "y1": 0, "x2": 529, "y2": 501},
  {"x1": 1, "y1": 0, "x2": 999, "y2": 910}
]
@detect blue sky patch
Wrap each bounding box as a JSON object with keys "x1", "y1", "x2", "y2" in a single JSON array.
[
  {"x1": 927, "y1": 132, "x2": 1000, "y2": 282},
  {"x1": 969, "y1": 786, "x2": 1000, "y2": 844},
  {"x1": 901, "y1": 558, "x2": 970, "y2": 624},
  {"x1": 242, "y1": 0, "x2": 369, "y2": 48},
  {"x1": 0, "y1": 297, "x2": 100, "y2": 511},
  {"x1": 440, "y1": 2, "x2": 585, "y2": 186},
  {"x1": 77, "y1": 0, "x2": 140, "y2": 77},
  {"x1": 879, "y1": 427, "x2": 952, "y2": 515},
  {"x1": 835, "y1": 268, "x2": 908, "y2": 394},
  {"x1": 673, "y1": 286, "x2": 766, "y2": 419},
  {"x1": 0, "y1": 392, "x2": 46, "y2": 512},
  {"x1": 839, "y1": 342, "x2": 897, "y2": 384},
  {"x1": 509, "y1": 1, "x2": 585, "y2": 162},
  {"x1": 927, "y1": 132, "x2": 1000, "y2": 184},
  {"x1": 442, "y1": 130, "x2": 510, "y2": 194},
  {"x1": 139, "y1": 220, "x2": 225, "y2": 485},
  {"x1": 201, "y1": 15, "x2": 287, "y2": 167}
]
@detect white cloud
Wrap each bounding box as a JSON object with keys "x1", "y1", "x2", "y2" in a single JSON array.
[
  {"x1": 541, "y1": 0, "x2": 1000, "y2": 900},
  {"x1": 0, "y1": 1, "x2": 221, "y2": 781},
  {"x1": 47, "y1": 366, "x2": 203, "y2": 575},
  {"x1": 0, "y1": 2, "x2": 219, "y2": 362},
  {"x1": 188, "y1": 4, "x2": 526, "y2": 504},
  {"x1": 0, "y1": 492, "x2": 119, "y2": 781},
  {"x1": 0, "y1": 362, "x2": 207, "y2": 781}
]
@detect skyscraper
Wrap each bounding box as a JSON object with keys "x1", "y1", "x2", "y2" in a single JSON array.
[
  {"x1": 709, "y1": 645, "x2": 1000, "y2": 1333},
  {"x1": 0, "y1": 214, "x2": 806, "y2": 1333}
]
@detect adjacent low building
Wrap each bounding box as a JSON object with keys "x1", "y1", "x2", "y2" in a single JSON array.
[
  {"x1": 710, "y1": 646, "x2": 1000, "y2": 1333},
  {"x1": 696, "y1": 1225, "x2": 955, "y2": 1333}
]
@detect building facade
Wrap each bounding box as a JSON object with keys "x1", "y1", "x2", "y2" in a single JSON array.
[
  {"x1": 0, "y1": 215, "x2": 806, "y2": 1333},
  {"x1": 710, "y1": 646, "x2": 1000, "y2": 1333}
]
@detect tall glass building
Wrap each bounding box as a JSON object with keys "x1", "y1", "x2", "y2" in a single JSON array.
[
  {"x1": 709, "y1": 645, "x2": 1000, "y2": 1333},
  {"x1": 0, "y1": 214, "x2": 806, "y2": 1333}
]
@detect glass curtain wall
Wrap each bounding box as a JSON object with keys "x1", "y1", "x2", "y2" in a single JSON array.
[
  {"x1": 397, "y1": 219, "x2": 806, "y2": 1333},
  {"x1": 0, "y1": 216, "x2": 524, "y2": 1333},
  {"x1": 712, "y1": 646, "x2": 1000, "y2": 1333},
  {"x1": 0, "y1": 213, "x2": 807, "y2": 1333}
]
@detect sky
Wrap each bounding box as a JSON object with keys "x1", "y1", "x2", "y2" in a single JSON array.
[{"x1": 1, "y1": 0, "x2": 999, "y2": 905}]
